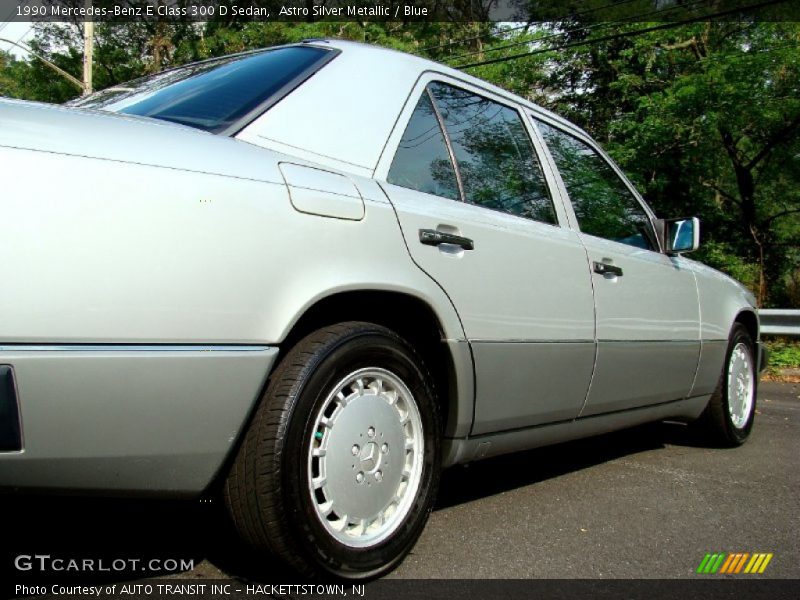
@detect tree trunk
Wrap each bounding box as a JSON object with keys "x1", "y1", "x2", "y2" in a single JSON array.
[{"x1": 719, "y1": 127, "x2": 768, "y2": 303}]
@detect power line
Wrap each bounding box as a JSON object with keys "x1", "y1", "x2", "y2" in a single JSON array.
[
  {"x1": 12, "y1": 24, "x2": 32, "y2": 47},
  {"x1": 0, "y1": 24, "x2": 34, "y2": 59},
  {"x1": 455, "y1": 0, "x2": 789, "y2": 69},
  {"x1": 606, "y1": 54, "x2": 799, "y2": 124},
  {"x1": 420, "y1": 23, "x2": 531, "y2": 54},
  {"x1": 531, "y1": 42, "x2": 800, "y2": 122},
  {"x1": 0, "y1": 2, "x2": 21, "y2": 37},
  {"x1": 444, "y1": 0, "x2": 711, "y2": 64},
  {"x1": 701, "y1": 40, "x2": 800, "y2": 62},
  {"x1": 419, "y1": 0, "x2": 641, "y2": 54}
]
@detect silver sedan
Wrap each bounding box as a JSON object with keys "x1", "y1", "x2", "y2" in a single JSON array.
[{"x1": 0, "y1": 39, "x2": 765, "y2": 578}]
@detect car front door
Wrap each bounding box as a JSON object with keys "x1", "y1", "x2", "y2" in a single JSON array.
[
  {"x1": 533, "y1": 117, "x2": 700, "y2": 416},
  {"x1": 376, "y1": 77, "x2": 596, "y2": 434}
]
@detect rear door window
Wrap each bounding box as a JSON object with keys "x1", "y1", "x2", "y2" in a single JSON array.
[
  {"x1": 429, "y1": 83, "x2": 557, "y2": 225},
  {"x1": 387, "y1": 82, "x2": 559, "y2": 226}
]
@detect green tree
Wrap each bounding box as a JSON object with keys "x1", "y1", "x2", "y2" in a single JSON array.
[{"x1": 517, "y1": 20, "x2": 800, "y2": 306}]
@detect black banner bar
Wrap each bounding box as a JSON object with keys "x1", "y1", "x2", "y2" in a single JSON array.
[
  {"x1": 11, "y1": 578, "x2": 800, "y2": 600},
  {"x1": 4, "y1": 0, "x2": 800, "y2": 23}
]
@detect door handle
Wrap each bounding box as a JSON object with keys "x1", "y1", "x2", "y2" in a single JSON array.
[
  {"x1": 593, "y1": 261, "x2": 623, "y2": 277},
  {"x1": 419, "y1": 229, "x2": 474, "y2": 250}
]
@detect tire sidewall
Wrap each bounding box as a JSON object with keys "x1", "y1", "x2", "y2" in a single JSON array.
[
  {"x1": 280, "y1": 326, "x2": 440, "y2": 579},
  {"x1": 721, "y1": 325, "x2": 757, "y2": 444}
]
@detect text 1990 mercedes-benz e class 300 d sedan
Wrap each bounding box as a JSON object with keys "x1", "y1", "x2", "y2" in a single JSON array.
[{"x1": 0, "y1": 39, "x2": 766, "y2": 579}]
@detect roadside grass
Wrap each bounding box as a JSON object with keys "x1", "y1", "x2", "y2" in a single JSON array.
[{"x1": 763, "y1": 338, "x2": 800, "y2": 382}]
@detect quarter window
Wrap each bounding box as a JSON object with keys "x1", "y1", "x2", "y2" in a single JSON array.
[
  {"x1": 387, "y1": 91, "x2": 460, "y2": 201},
  {"x1": 429, "y1": 83, "x2": 557, "y2": 224},
  {"x1": 536, "y1": 120, "x2": 656, "y2": 250}
]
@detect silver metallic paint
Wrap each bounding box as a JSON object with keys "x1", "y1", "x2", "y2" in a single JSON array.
[
  {"x1": 470, "y1": 342, "x2": 595, "y2": 435},
  {"x1": 0, "y1": 145, "x2": 464, "y2": 346},
  {"x1": 689, "y1": 340, "x2": 729, "y2": 397},
  {"x1": 279, "y1": 162, "x2": 365, "y2": 221},
  {"x1": 0, "y1": 346, "x2": 277, "y2": 493},
  {"x1": 579, "y1": 341, "x2": 700, "y2": 417}
]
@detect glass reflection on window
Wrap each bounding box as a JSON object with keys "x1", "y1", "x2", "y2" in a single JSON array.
[
  {"x1": 429, "y1": 83, "x2": 557, "y2": 225},
  {"x1": 387, "y1": 90, "x2": 460, "y2": 200},
  {"x1": 537, "y1": 120, "x2": 655, "y2": 250}
]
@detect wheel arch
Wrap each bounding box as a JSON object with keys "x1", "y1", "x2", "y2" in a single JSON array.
[
  {"x1": 734, "y1": 308, "x2": 759, "y2": 344},
  {"x1": 275, "y1": 289, "x2": 474, "y2": 439}
]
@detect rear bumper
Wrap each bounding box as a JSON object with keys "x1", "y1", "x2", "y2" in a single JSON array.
[{"x1": 0, "y1": 345, "x2": 277, "y2": 496}]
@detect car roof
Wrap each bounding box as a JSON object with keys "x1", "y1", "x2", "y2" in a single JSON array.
[
  {"x1": 235, "y1": 38, "x2": 592, "y2": 176},
  {"x1": 301, "y1": 38, "x2": 586, "y2": 136}
]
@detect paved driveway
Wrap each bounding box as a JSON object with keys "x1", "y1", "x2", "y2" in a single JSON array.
[{"x1": 3, "y1": 382, "x2": 798, "y2": 583}]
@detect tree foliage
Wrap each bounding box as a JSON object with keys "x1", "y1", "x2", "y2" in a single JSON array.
[{"x1": 522, "y1": 20, "x2": 800, "y2": 306}]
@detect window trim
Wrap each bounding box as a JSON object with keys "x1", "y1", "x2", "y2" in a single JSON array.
[
  {"x1": 530, "y1": 113, "x2": 664, "y2": 253},
  {"x1": 425, "y1": 87, "x2": 466, "y2": 202},
  {"x1": 376, "y1": 71, "x2": 568, "y2": 229},
  {"x1": 385, "y1": 86, "x2": 462, "y2": 202}
]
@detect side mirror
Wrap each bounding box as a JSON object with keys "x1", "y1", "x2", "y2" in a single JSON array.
[{"x1": 657, "y1": 217, "x2": 700, "y2": 255}]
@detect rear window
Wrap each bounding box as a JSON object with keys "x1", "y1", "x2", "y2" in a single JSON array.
[{"x1": 70, "y1": 46, "x2": 332, "y2": 134}]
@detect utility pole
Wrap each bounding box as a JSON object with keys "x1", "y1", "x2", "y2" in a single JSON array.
[{"x1": 82, "y1": 0, "x2": 94, "y2": 95}]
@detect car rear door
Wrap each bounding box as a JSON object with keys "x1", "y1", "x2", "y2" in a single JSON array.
[
  {"x1": 375, "y1": 76, "x2": 596, "y2": 434},
  {"x1": 532, "y1": 116, "x2": 700, "y2": 416}
]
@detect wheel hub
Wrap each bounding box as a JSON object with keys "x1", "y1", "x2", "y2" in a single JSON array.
[{"x1": 358, "y1": 441, "x2": 381, "y2": 473}]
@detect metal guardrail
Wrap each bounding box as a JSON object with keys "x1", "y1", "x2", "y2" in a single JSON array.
[{"x1": 758, "y1": 309, "x2": 800, "y2": 338}]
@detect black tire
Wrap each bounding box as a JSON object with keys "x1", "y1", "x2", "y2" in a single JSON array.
[
  {"x1": 694, "y1": 323, "x2": 757, "y2": 447},
  {"x1": 223, "y1": 321, "x2": 441, "y2": 579}
]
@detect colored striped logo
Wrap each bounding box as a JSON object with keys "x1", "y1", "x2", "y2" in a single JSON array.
[{"x1": 696, "y1": 553, "x2": 774, "y2": 574}]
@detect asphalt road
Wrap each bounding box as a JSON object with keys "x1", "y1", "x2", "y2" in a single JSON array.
[{"x1": 3, "y1": 382, "x2": 798, "y2": 584}]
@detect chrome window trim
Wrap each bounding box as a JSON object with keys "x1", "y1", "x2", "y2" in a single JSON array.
[
  {"x1": 530, "y1": 113, "x2": 665, "y2": 253},
  {"x1": 377, "y1": 71, "x2": 569, "y2": 229},
  {"x1": 425, "y1": 86, "x2": 466, "y2": 203}
]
